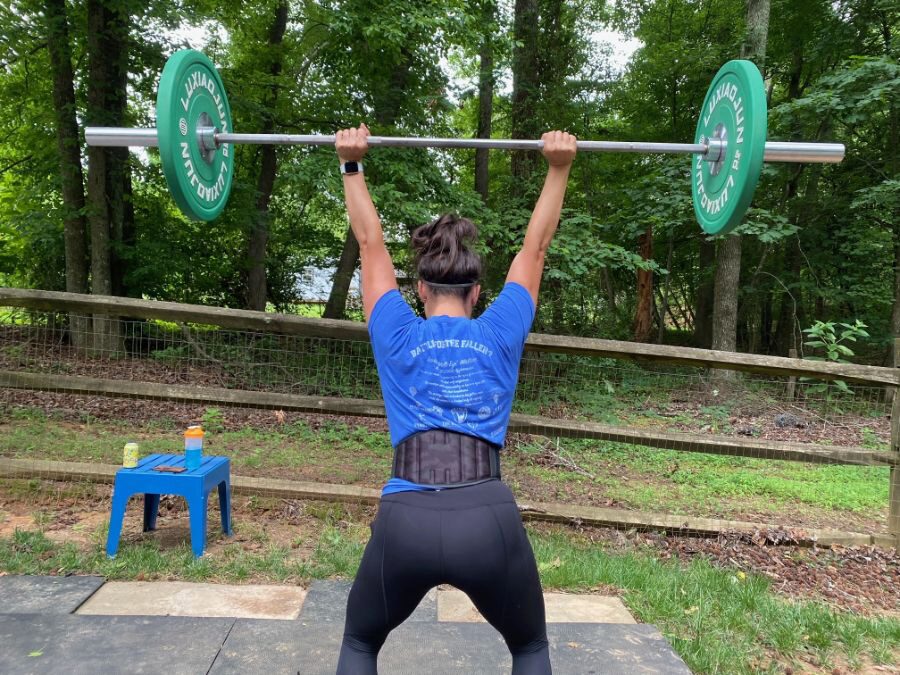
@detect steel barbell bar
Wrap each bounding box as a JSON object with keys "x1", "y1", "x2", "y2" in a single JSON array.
[{"x1": 84, "y1": 126, "x2": 845, "y2": 165}]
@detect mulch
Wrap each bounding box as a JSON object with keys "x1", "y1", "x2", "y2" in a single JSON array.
[{"x1": 655, "y1": 530, "x2": 899, "y2": 616}]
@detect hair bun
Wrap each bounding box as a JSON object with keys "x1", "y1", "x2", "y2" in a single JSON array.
[{"x1": 411, "y1": 214, "x2": 482, "y2": 294}]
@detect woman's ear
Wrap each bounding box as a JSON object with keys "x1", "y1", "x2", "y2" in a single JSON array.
[
  {"x1": 417, "y1": 280, "x2": 428, "y2": 303},
  {"x1": 468, "y1": 284, "x2": 481, "y2": 310}
]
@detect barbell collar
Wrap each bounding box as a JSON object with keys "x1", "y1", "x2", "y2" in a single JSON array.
[
  {"x1": 87, "y1": 127, "x2": 160, "y2": 147},
  {"x1": 762, "y1": 142, "x2": 845, "y2": 163},
  {"x1": 83, "y1": 126, "x2": 846, "y2": 164}
]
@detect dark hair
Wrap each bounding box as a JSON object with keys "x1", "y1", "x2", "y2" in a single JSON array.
[{"x1": 411, "y1": 214, "x2": 482, "y2": 298}]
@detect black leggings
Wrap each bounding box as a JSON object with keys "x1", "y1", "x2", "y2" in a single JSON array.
[{"x1": 337, "y1": 480, "x2": 551, "y2": 674}]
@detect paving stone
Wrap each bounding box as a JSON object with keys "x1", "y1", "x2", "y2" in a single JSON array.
[
  {"x1": 438, "y1": 588, "x2": 636, "y2": 624},
  {"x1": 0, "y1": 575, "x2": 104, "y2": 614},
  {"x1": 0, "y1": 614, "x2": 232, "y2": 675},
  {"x1": 76, "y1": 581, "x2": 306, "y2": 620},
  {"x1": 0, "y1": 576, "x2": 690, "y2": 674},
  {"x1": 211, "y1": 618, "x2": 691, "y2": 674},
  {"x1": 298, "y1": 579, "x2": 437, "y2": 623}
]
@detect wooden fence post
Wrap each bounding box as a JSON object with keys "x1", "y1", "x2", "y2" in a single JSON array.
[
  {"x1": 890, "y1": 338, "x2": 900, "y2": 549},
  {"x1": 786, "y1": 348, "x2": 798, "y2": 400}
]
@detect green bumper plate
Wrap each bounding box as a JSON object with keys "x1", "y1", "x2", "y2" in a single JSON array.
[
  {"x1": 692, "y1": 60, "x2": 767, "y2": 236},
  {"x1": 156, "y1": 50, "x2": 234, "y2": 222}
]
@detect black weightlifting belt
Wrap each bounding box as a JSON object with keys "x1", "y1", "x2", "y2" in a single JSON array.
[{"x1": 392, "y1": 430, "x2": 501, "y2": 488}]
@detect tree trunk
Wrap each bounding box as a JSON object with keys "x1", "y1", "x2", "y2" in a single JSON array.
[
  {"x1": 890, "y1": 103, "x2": 900, "y2": 341},
  {"x1": 510, "y1": 0, "x2": 540, "y2": 193},
  {"x1": 246, "y1": 0, "x2": 289, "y2": 311},
  {"x1": 85, "y1": 0, "x2": 129, "y2": 355},
  {"x1": 887, "y1": 20, "x2": 900, "y2": 343},
  {"x1": 759, "y1": 290, "x2": 772, "y2": 353},
  {"x1": 44, "y1": 0, "x2": 89, "y2": 349},
  {"x1": 693, "y1": 236, "x2": 715, "y2": 347},
  {"x1": 322, "y1": 233, "x2": 361, "y2": 319},
  {"x1": 323, "y1": 50, "x2": 413, "y2": 319},
  {"x1": 711, "y1": 235, "x2": 741, "y2": 352},
  {"x1": 773, "y1": 240, "x2": 803, "y2": 355},
  {"x1": 633, "y1": 224, "x2": 654, "y2": 342},
  {"x1": 657, "y1": 233, "x2": 675, "y2": 344},
  {"x1": 710, "y1": 0, "x2": 770, "y2": 365},
  {"x1": 474, "y1": 0, "x2": 495, "y2": 203}
]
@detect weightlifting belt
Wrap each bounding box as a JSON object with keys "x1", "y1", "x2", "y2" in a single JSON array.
[{"x1": 392, "y1": 429, "x2": 501, "y2": 488}]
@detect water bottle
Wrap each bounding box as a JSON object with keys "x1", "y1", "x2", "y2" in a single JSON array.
[{"x1": 184, "y1": 426, "x2": 204, "y2": 470}]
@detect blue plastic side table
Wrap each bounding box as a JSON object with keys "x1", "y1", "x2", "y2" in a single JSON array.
[{"x1": 106, "y1": 453, "x2": 233, "y2": 558}]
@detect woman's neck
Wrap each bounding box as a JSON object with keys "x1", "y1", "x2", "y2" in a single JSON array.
[{"x1": 425, "y1": 296, "x2": 469, "y2": 319}]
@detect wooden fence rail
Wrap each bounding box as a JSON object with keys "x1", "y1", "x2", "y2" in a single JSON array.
[
  {"x1": 1, "y1": 458, "x2": 890, "y2": 548},
  {"x1": 0, "y1": 288, "x2": 898, "y2": 547},
  {"x1": 0, "y1": 371, "x2": 896, "y2": 470},
  {"x1": 2, "y1": 288, "x2": 898, "y2": 386}
]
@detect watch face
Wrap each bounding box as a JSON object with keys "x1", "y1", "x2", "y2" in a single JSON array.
[{"x1": 343, "y1": 161, "x2": 360, "y2": 174}]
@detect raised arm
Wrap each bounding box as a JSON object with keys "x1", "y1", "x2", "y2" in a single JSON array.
[
  {"x1": 506, "y1": 131, "x2": 577, "y2": 306},
  {"x1": 335, "y1": 124, "x2": 398, "y2": 320}
]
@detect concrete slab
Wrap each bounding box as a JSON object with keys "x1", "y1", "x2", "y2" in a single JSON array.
[
  {"x1": 298, "y1": 579, "x2": 437, "y2": 623},
  {"x1": 76, "y1": 581, "x2": 306, "y2": 620},
  {"x1": 212, "y1": 618, "x2": 691, "y2": 674},
  {"x1": 0, "y1": 614, "x2": 233, "y2": 675},
  {"x1": 0, "y1": 575, "x2": 104, "y2": 614},
  {"x1": 438, "y1": 588, "x2": 636, "y2": 624}
]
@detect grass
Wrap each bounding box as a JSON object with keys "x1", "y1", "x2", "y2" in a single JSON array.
[
  {"x1": 531, "y1": 529, "x2": 899, "y2": 673},
  {"x1": 0, "y1": 524, "x2": 896, "y2": 674},
  {"x1": 0, "y1": 412, "x2": 889, "y2": 525},
  {"x1": 0, "y1": 414, "x2": 393, "y2": 477},
  {"x1": 509, "y1": 438, "x2": 888, "y2": 518},
  {"x1": 0, "y1": 526, "x2": 365, "y2": 584}
]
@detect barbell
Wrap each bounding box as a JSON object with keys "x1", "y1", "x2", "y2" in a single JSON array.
[{"x1": 85, "y1": 49, "x2": 845, "y2": 235}]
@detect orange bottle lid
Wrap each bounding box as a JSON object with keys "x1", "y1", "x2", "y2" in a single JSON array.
[{"x1": 184, "y1": 425, "x2": 205, "y2": 438}]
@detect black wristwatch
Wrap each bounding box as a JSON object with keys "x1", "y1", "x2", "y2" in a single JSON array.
[{"x1": 340, "y1": 161, "x2": 363, "y2": 175}]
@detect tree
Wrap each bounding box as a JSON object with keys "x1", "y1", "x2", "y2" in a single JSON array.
[
  {"x1": 711, "y1": 0, "x2": 771, "y2": 359},
  {"x1": 510, "y1": 0, "x2": 541, "y2": 195},
  {"x1": 44, "y1": 0, "x2": 88, "y2": 347},
  {"x1": 85, "y1": 0, "x2": 131, "y2": 352},
  {"x1": 246, "y1": 0, "x2": 289, "y2": 311},
  {"x1": 474, "y1": 0, "x2": 496, "y2": 203},
  {"x1": 321, "y1": 1, "x2": 458, "y2": 319}
]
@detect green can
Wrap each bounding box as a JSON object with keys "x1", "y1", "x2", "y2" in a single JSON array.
[{"x1": 123, "y1": 442, "x2": 140, "y2": 468}]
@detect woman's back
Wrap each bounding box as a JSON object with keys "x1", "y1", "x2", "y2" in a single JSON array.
[{"x1": 369, "y1": 282, "x2": 535, "y2": 448}]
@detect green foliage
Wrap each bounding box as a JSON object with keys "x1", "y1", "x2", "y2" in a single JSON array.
[
  {"x1": 802, "y1": 319, "x2": 870, "y2": 395},
  {"x1": 803, "y1": 320, "x2": 870, "y2": 363},
  {"x1": 0, "y1": 0, "x2": 897, "y2": 348},
  {"x1": 200, "y1": 408, "x2": 226, "y2": 434}
]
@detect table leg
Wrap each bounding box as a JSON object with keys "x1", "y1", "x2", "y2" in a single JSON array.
[
  {"x1": 106, "y1": 486, "x2": 131, "y2": 557},
  {"x1": 143, "y1": 493, "x2": 161, "y2": 532},
  {"x1": 218, "y1": 479, "x2": 232, "y2": 536},
  {"x1": 189, "y1": 492, "x2": 209, "y2": 557}
]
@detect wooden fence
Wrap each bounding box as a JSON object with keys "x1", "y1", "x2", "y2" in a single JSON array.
[{"x1": 1, "y1": 288, "x2": 898, "y2": 547}]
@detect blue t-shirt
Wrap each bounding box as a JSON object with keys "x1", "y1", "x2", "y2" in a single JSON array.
[{"x1": 368, "y1": 282, "x2": 535, "y2": 495}]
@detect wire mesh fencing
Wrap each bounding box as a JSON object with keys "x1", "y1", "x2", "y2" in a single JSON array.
[{"x1": 0, "y1": 305, "x2": 896, "y2": 546}]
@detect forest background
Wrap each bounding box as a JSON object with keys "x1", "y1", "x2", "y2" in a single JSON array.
[{"x1": 0, "y1": 0, "x2": 897, "y2": 361}]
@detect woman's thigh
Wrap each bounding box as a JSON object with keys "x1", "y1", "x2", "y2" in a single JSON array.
[
  {"x1": 343, "y1": 500, "x2": 442, "y2": 643},
  {"x1": 442, "y1": 499, "x2": 546, "y2": 648}
]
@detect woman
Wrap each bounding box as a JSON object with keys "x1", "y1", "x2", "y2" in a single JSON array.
[{"x1": 335, "y1": 123, "x2": 576, "y2": 675}]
